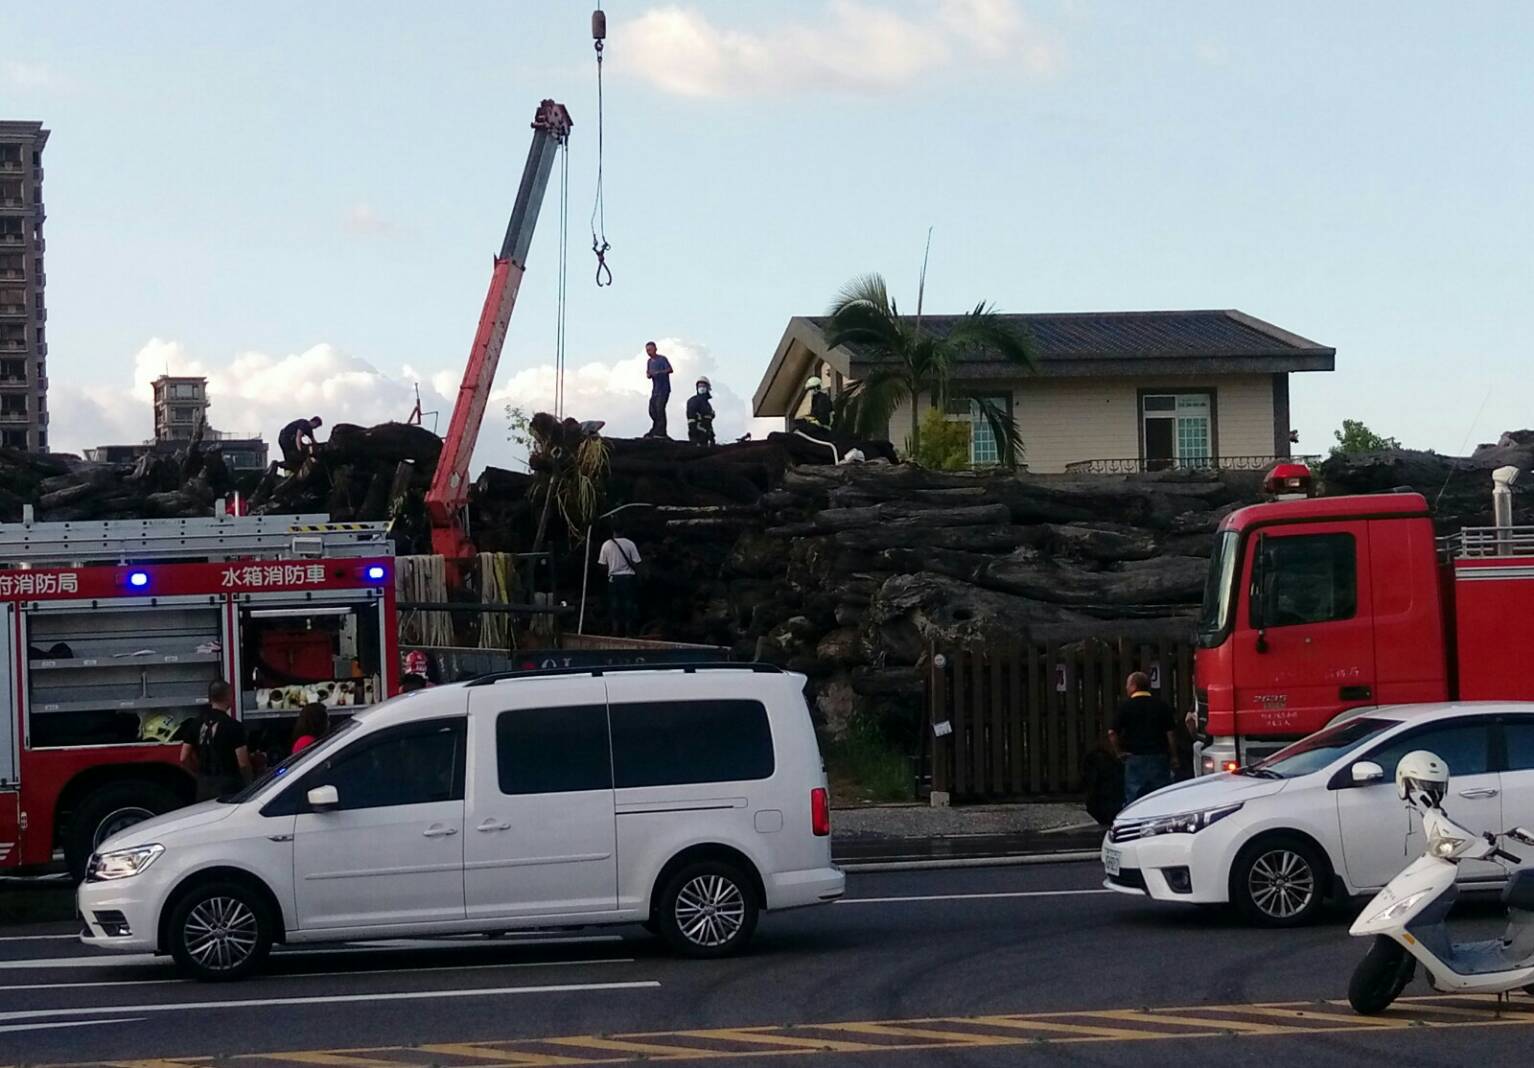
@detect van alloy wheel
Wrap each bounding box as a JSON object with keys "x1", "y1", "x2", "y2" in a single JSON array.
[
  {"x1": 1247, "y1": 848, "x2": 1316, "y2": 919},
  {"x1": 674, "y1": 874, "x2": 747, "y2": 948},
  {"x1": 183, "y1": 896, "x2": 260, "y2": 972}
]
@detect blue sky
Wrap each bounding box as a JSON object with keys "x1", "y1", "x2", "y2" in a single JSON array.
[{"x1": 5, "y1": 1, "x2": 1532, "y2": 470}]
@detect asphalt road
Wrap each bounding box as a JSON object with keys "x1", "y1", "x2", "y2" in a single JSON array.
[{"x1": 2, "y1": 863, "x2": 1530, "y2": 1067}]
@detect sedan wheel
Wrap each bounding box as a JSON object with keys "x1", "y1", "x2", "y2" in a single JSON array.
[
  {"x1": 655, "y1": 861, "x2": 760, "y2": 958},
  {"x1": 168, "y1": 881, "x2": 273, "y2": 981},
  {"x1": 1232, "y1": 836, "x2": 1328, "y2": 926}
]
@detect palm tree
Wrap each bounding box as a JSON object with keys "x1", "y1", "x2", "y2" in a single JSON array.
[{"x1": 822, "y1": 273, "x2": 1037, "y2": 463}]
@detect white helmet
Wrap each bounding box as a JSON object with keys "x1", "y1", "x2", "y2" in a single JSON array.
[
  {"x1": 1396, "y1": 750, "x2": 1449, "y2": 807},
  {"x1": 805, "y1": 376, "x2": 822, "y2": 391}
]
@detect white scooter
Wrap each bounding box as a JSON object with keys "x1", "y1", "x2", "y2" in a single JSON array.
[{"x1": 1347, "y1": 749, "x2": 1534, "y2": 1014}]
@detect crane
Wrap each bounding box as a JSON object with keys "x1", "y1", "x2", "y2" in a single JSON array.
[{"x1": 426, "y1": 99, "x2": 573, "y2": 571}]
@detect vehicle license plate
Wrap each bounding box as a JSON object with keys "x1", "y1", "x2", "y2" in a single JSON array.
[{"x1": 1102, "y1": 846, "x2": 1122, "y2": 876}]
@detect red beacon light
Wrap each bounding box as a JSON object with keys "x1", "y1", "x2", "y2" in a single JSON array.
[{"x1": 1264, "y1": 462, "x2": 1313, "y2": 500}]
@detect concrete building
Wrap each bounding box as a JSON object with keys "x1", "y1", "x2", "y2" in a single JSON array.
[
  {"x1": 153, "y1": 375, "x2": 210, "y2": 444},
  {"x1": 753, "y1": 310, "x2": 1335, "y2": 473},
  {"x1": 0, "y1": 120, "x2": 50, "y2": 452}
]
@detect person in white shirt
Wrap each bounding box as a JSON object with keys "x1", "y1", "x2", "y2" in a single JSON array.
[{"x1": 597, "y1": 527, "x2": 642, "y2": 636}]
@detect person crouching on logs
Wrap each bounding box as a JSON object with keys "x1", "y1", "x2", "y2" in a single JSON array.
[{"x1": 686, "y1": 377, "x2": 716, "y2": 445}]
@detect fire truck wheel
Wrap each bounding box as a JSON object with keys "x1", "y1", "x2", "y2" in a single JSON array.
[
  {"x1": 66, "y1": 781, "x2": 183, "y2": 883},
  {"x1": 166, "y1": 880, "x2": 274, "y2": 982}
]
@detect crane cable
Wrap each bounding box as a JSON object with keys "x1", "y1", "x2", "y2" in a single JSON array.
[
  {"x1": 555, "y1": 138, "x2": 570, "y2": 419},
  {"x1": 590, "y1": 5, "x2": 612, "y2": 286}
]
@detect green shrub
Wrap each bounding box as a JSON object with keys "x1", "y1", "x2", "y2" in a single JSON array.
[{"x1": 910, "y1": 408, "x2": 971, "y2": 471}]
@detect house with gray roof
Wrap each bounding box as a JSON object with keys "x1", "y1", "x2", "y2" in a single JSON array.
[{"x1": 751, "y1": 309, "x2": 1335, "y2": 473}]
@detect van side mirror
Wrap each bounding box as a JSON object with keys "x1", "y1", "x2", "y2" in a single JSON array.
[
  {"x1": 1351, "y1": 761, "x2": 1384, "y2": 785},
  {"x1": 307, "y1": 784, "x2": 340, "y2": 810}
]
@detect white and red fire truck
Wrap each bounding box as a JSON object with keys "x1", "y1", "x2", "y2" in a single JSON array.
[
  {"x1": 1193, "y1": 463, "x2": 1533, "y2": 771},
  {"x1": 0, "y1": 513, "x2": 398, "y2": 878}
]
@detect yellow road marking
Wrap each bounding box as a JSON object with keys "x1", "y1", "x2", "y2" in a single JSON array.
[
  {"x1": 1094, "y1": 1009, "x2": 1299, "y2": 1035},
  {"x1": 813, "y1": 1021, "x2": 1013, "y2": 1046},
  {"x1": 964, "y1": 1015, "x2": 1174, "y2": 1041},
  {"x1": 670, "y1": 1029, "x2": 888, "y2": 1053},
  {"x1": 540, "y1": 1036, "x2": 718, "y2": 1059},
  {"x1": 412, "y1": 1045, "x2": 595, "y2": 1066},
  {"x1": 1234, "y1": 1005, "x2": 1414, "y2": 1028},
  {"x1": 31, "y1": 994, "x2": 1534, "y2": 1068},
  {"x1": 258, "y1": 1055, "x2": 412, "y2": 1068}
]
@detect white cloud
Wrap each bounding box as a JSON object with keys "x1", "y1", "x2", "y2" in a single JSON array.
[
  {"x1": 49, "y1": 337, "x2": 779, "y2": 475},
  {"x1": 613, "y1": 1, "x2": 1058, "y2": 98},
  {"x1": 341, "y1": 203, "x2": 395, "y2": 237},
  {"x1": 1, "y1": 61, "x2": 64, "y2": 91}
]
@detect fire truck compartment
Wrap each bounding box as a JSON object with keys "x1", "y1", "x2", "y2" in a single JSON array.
[
  {"x1": 237, "y1": 598, "x2": 384, "y2": 718},
  {"x1": 25, "y1": 603, "x2": 223, "y2": 749}
]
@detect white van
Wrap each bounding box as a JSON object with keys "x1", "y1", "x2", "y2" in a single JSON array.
[{"x1": 77, "y1": 664, "x2": 844, "y2": 980}]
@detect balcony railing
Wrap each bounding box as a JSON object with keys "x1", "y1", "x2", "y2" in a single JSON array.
[
  {"x1": 0, "y1": 410, "x2": 30, "y2": 423},
  {"x1": 1063, "y1": 454, "x2": 1321, "y2": 475}
]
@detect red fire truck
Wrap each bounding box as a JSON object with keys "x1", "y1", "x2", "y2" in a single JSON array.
[
  {"x1": 0, "y1": 513, "x2": 398, "y2": 878},
  {"x1": 1193, "y1": 463, "x2": 1532, "y2": 773}
]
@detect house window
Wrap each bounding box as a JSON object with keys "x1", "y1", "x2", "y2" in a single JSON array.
[
  {"x1": 1142, "y1": 392, "x2": 1213, "y2": 470},
  {"x1": 944, "y1": 393, "x2": 1012, "y2": 466}
]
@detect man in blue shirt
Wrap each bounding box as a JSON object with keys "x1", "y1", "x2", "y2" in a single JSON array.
[{"x1": 644, "y1": 341, "x2": 673, "y2": 438}]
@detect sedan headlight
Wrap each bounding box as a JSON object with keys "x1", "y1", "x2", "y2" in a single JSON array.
[
  {"x1": 86, "y1": 843, "x2": 164, "y2": 882},
  {"x1": 1141, "y1": 803, "x2": 1244, "y2": 837}
]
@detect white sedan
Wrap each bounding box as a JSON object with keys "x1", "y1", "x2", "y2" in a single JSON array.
[{"x1": 1102, "y1": 702, "x2": 1534, "y2": 925}]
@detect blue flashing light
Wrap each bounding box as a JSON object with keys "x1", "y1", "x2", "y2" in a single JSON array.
[
  {"x1": 365, "y1": 565, "x2": 387, "y2": 582},
  {"x1": 128, "y1": 570, "x2": 150, "y2": 589}
]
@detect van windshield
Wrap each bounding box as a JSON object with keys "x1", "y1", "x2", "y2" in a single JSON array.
[
  {"x1": 1195, "y1": 531, "x2": 1240, "y2": 646},
  {"x1": 220, "y1": 719, "x2": 361, "y2": 804}
]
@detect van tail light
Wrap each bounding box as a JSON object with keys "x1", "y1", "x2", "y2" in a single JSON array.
[{"x1": 811, "y1": 787, "x2": 830, "y2": 837}]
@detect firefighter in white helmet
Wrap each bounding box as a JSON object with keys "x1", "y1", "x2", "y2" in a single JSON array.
[{"x1": 804, "y1": 376, "x2": 833, "y2": 427}]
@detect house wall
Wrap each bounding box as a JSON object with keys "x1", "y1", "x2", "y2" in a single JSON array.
[{"x1": 878, "y1": 373, "x2": 1280, "y2": 472}]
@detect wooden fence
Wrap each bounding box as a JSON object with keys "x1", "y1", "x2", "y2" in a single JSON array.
[{"x1": 926, "y1": 636, "x2": 1196, "y2": 800}]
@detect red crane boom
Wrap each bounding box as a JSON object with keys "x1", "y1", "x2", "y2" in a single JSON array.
[{"x1": 427, "y1": 99, "x2": 572, "y2": 564}]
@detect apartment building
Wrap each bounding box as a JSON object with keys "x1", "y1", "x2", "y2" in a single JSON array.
[{"x1": 0, "y1": 121, "x2": 49, "y2": 451}]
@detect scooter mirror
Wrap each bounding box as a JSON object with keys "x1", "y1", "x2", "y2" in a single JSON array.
[
  {"x1": 1509, "y1": 827, "x2": 1534, "y2": 846},
  {"x1": 1351, "y1": 761, "x2": 1385, "y2": 785}
]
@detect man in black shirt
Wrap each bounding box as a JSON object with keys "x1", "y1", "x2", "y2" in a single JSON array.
[
  {"x1": 179, "y1": 680, "x2": 253, "y2": 801},
  {"x1": 1109, "y1": 671, "x2": 1179, "y2": 803},
  {"x1": 277, "y1": 416, "x2": 323, "y2": 473}
]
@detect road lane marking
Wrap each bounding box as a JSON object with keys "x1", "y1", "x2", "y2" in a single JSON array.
[
  {"x1": 1094, "y1": 1009, "x2": 1298, "y2": 1035},
  {"x1": 0, "y1": 1017, "x2": 144, "y2": 1034},
  {"x1": 670, "y1": 1029, "x2": 887, "y2": 1053},
  {"x1": 964, "y1": 1015, "x2": 1170, "y2": 1041},
  {"x1": 24, "y1": 994, "x2": 1534, "y2": 1067},
  {"x1": 414, "y1": 1043, "x2": 596, "y2": 1065},
  {"x1": 0, "y1": 957, "x2": 636, "y2": 992},
  {"x1": 0, "y1": 933, "x2": 78, "y2": 942},
  {"x1": 815, "y1": 1021, "x2": 1013, "y2": 1046},
  {"x1": 0, "y1": 936, "x2": 626, "y2": 971},
  {"x1": 253, "y1": 1055, "x2": 411, "y2": 1068},
  {"x1": 836, "y1": 889, "x2": 1113, "y2": 905},
  {"x1": 0, "y1": 981, "x2": 660, "y2": 1023},
  {"x1": 1233, "y1": 1005, "x2": 1413, "y2": 1028}
]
